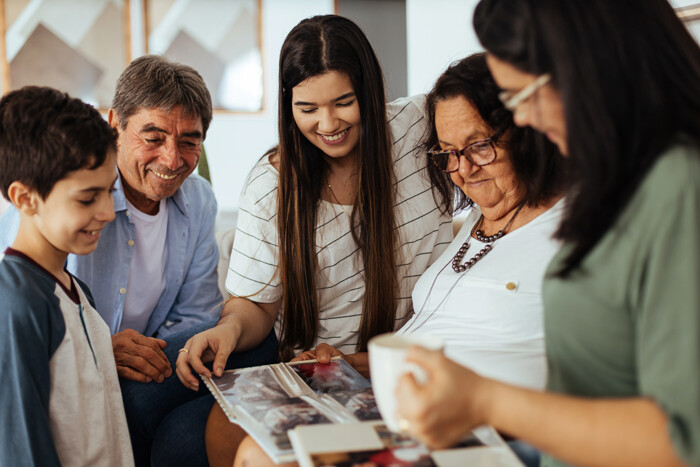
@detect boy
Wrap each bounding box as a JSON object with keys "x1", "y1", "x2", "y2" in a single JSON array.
[{"x1": 0, "y1": 87, "x2": 133, "y2": 466}]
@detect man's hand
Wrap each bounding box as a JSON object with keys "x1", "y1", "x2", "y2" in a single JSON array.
[{"x1": 112, "y1": 329, "x2": 172, "y2": 383}]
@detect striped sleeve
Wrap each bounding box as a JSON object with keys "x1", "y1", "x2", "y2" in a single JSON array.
[{"x1": 225, "y1": 159, "x2": 281, "y2": 302}]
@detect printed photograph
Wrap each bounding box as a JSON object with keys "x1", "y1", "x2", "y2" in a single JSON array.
[
  {"x1": 218, "y1": 367, "x2": 290, "y2": 403},
  {"x1": 327, "y1": 388, "x2": 381, "y2": 421},
  {"x1": 243, "y1": 397, "x2": 332, "y2": 450},
  {"x1": 291, "y1": 359, "x2": 371, "y2": 394},
  {"x1": 310, "y1": 424, "x2": 434, "y2": 467}
]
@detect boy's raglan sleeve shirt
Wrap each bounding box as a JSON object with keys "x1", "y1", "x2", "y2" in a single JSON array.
[{"x1": 0, "y1": 258, "x2": 65, "y2": 467}]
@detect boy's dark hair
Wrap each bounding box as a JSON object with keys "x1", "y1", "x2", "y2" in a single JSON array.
[{"x1": 0, "y1": 86, "x2": 117, "y2": 200}]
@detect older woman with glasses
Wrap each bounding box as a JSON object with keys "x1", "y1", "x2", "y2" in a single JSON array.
[{"x1": 394, "y1": 52, "x2": 565, "y2": 393}]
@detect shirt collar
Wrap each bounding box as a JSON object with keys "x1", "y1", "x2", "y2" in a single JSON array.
[{"x1": 113, "y1": 169, "x2": 190, "y2": 217}]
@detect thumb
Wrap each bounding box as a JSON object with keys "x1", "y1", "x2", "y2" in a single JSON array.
[{"x1": 405, "y1": 346, "x2": 442, "y2": 380}]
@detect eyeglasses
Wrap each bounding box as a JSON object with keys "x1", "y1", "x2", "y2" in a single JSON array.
[
  {"x1": 428, "y1": 138, "x2": 497, "y2": 173},
  {"x1": 498, "y1": 74, "x2": 551, "y2": 111}
]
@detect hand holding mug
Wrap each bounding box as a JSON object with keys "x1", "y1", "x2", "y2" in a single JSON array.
[
  {"x1": 395, "y1": 345, "x2": 492, "y2": 449},
  {"x1": 368, "y1": 333, "x2": 444, "y2": 432}
]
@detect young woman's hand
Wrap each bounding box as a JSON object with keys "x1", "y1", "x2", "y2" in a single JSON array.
[
  {"x1": 291, "y1": 343, "x2": 370, "y2": 377},
  {"x1": 175, "y1": 322, "x2": 238, "y2": 391},
  {"x1": 291, "y1": 343, "x2": 345, "y2": 363},
  {"x1": 395, "y1": 346, "x2": 493, "y2": 449}
]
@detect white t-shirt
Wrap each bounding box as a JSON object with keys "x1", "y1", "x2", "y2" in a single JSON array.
[
  {"x1": 226, "y1": 95, "x2": 454, "y2": 354},
  {"x1": 398, "y1": 200, "x2": 564, "y2": 390},
  {"x1": 120, "y1": 198, "x2": 168, "y2": 334}
]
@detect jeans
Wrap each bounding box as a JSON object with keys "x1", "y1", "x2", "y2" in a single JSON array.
[
  {"x1": 508, "y1": 440, "x2": 541, "y2": 467},
  {"x1": 120, "y1": 322, "x2": 279, "y2": 467}
]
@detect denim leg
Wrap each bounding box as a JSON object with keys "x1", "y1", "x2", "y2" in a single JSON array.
[
  {"x1": 148, "y1": 329, "x2": 279, "y2": 467},
  {"x1": 507, "y1": 440, "x2": 541, "y2": 467},
  {"x1": 121, "y1": 321, "x2": 217, "y2": 466},
  {"x1": 151, "y1": 395, "x2": 216, "y2": 467}
]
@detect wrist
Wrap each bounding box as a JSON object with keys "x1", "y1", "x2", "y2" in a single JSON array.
[{"x1": 473, "y1": 376, "x2": 500, "y2": 427}]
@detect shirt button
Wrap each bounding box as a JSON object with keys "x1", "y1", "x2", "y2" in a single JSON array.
[
  {"x1": 128, "y1": 240, "x2": 134, "y2": 246},
  {"x1": 120, "y1": 288, "x2": 126, "y2": 294},
  {"x1": 506, "y1": 282, "x2": 516, "y2": 291}
]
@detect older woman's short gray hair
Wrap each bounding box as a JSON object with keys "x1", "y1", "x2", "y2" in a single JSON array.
[{"x1": 111, "y1": 55, "x2": 213, "y2": 138}]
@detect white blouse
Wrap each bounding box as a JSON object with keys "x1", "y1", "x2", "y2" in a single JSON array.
[{"x1": 398, "y1": 200, "x2": 564, "y2": 390}]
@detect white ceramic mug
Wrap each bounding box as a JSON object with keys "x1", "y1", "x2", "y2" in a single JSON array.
[{"x1": 368, "y1": 333, "x2": 444, "y2": 432}]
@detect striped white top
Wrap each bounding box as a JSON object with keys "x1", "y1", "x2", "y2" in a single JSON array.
[{"x1": 226, "y1": 95, "x2": 453, "y2": 353}]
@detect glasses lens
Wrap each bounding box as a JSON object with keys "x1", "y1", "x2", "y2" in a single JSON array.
[
  {"x1": 468, "y1": 141, "x2": 496, "y2": 165},
  {"x1": 431, "y1": 151, "x2": 453, "y2": 171}
]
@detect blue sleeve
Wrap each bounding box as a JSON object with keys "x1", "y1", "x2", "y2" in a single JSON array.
[
  {"x1": 0, "y1": 265, "x2": 65, "y2": 466},
  {"x1": 156, "y1": 178, "x2": 222, "y2": 337},
  {"x1": 0, "y1": 206, "x2": 20, "y2": 251}
]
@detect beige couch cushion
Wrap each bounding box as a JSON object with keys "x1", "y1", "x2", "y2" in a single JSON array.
[{"x1": 216, "y1": 228, "x2": 235, "y2": 300}]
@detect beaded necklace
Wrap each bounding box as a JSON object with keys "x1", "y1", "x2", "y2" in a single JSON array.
[{"x1": 451, "y1": 202, "x2": 525, "y2": 273}]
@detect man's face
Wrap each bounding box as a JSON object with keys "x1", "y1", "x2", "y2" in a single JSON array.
[{"x1": 110, "y1": 106, "x2": 203, "y2": 214}]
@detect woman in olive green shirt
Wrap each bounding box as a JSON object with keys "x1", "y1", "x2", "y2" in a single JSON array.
[{"x1": 395, "y1": 1, "x2": 700, "y2": 467}]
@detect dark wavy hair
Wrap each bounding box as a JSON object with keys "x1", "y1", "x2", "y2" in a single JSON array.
[
  {"x1": 276, "y1": 15, "x2": 397, "y2": 360},
  {"x1": 425, "y1": 52, "x2": 563, "y2": 215},
  {"x1": 0, "y1": 86, "x2": 117, "y2": 200},
  {"x1": 474, "y1": 0, "x2": 700, "y2": 276}
]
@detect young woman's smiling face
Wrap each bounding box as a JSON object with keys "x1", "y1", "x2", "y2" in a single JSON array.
[{"x1": 291, "y1": 70, "x2": 361, "y2": 162}]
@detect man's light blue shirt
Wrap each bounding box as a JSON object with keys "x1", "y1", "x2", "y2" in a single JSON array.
[{"x1": 0, "y1": 173, "x2": 222, "y2": 338}]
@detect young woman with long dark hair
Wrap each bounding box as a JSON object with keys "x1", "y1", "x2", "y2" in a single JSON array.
[
  {"x1": 175, "y1": 15, "x2": 452, "y2": 466},
  {"x1": 395, "y1": 2, "x2": 700, "y2": 467}
]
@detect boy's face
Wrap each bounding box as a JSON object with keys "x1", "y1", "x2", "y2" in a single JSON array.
[{"x1": 32, "y1": 150, "x2": 118, "y2": 256}]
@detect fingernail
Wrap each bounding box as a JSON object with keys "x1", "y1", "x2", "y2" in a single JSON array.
[
  {"x1": 166, "y1": 369, "x2": 173, "y2": 377},
  {"x1": 145, "y1": 377, "x2": 152, "y2": 383},
  {"x1": 157, "y1": 375, "x2": 164, "y2": 383}
]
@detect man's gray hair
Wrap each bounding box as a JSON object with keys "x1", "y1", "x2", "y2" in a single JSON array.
[{"x1": 112, "y1": 55, "x2": 213, "y2": 138}]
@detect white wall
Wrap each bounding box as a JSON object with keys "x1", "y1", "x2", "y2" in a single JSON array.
[{"x1": 406, "y1": 0, "x2": 482, "y2": 96}]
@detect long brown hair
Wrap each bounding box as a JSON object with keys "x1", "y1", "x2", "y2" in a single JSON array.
[{"x1": 276, "y1": 15, "x2": 397, "y2": 360}]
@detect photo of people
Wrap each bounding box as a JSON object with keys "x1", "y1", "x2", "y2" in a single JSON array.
[
  {"x1": 310, "y1": 424, "x2": 434, "y2": 467},
  {"x1": 327, "y1": 388, "x2": 381, "y2": 421},
  {"x1": 243, "y1": 397, "x2": 332, "y2": 450},
  {"x1": 218, "y1": 367, "x2": 291, "y2": 403},
  {"x1": 291, "y1": 359, "x2": 372, "y2": 394}
]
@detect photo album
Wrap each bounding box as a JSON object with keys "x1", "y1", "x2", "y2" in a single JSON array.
[
  {"x1": 201, "y1": 357, "x2": 381, "y2": 463},
  {"x1": 202, "y1": 357, "x2": 523, "y2": 465},
  {"x1": 289, "y1": 422, "x2": 524, "y2": 467}
]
